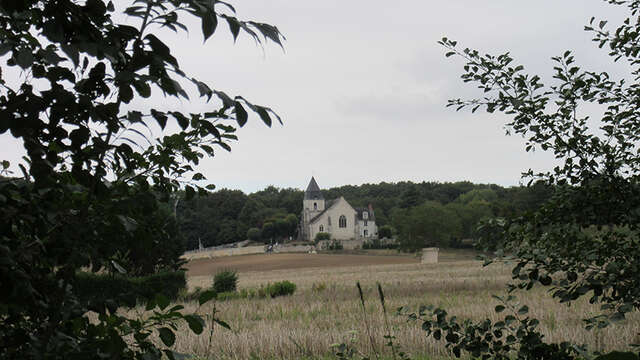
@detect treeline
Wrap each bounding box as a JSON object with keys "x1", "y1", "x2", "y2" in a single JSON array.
[
  {"x1": 177, "y1": 181, "x2": 552, "y2": 251},
  {"x1": 177, "y1": 186, "x2": 303, "y2": 250}
]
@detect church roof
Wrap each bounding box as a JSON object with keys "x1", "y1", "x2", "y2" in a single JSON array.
[
  {"x1": 304, "y1": 177, "x2": 324, "y2": 200},
  {"x1": 355, "y1": 207, "x2": 376, "y2": 221}
]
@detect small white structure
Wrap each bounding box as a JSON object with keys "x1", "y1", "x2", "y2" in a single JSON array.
[{"x1": 421, "y1": 247, "x2": 439, "y2": 264}]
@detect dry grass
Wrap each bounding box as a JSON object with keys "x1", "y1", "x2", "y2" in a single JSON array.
[{"x1": 143, "y1": 252, "x2": 640, "y2": 359}]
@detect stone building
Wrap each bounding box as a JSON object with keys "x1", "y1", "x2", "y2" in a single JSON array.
[{"x1": 300, "y1": 177, "x2": 378, "y2": 241}]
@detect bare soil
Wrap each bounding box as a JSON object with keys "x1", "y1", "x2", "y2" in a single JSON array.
[{"x1": 184, "y1": 252, "x2": 420, "y2": 276}]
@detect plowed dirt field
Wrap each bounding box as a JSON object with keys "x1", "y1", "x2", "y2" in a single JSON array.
[{"x1": 184, "y1": 253, "x2": 419, "y2": 276}]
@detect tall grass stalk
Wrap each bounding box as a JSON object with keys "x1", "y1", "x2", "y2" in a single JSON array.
[{"x1": 357, "y1": 281, "x2": 380, "y2": 359}]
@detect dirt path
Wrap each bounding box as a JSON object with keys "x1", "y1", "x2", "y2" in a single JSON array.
[{"x1": 185, "y1": 253, "x2": 420, "y2": 276}]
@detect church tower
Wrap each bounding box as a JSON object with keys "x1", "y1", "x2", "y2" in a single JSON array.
[
  {"x1": 301, "y1": 177, "x2": 325, "y2": 240},
  {"x1": 304, "y1": 176, "x2": 325, "y2": 212}
]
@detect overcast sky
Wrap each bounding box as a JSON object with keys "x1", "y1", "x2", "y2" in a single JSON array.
[{"x1": 0, "y1": 1, "x2": 630, "y2": 193}]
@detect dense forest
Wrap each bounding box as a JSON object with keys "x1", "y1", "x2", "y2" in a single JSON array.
[{"x1": 177, "y1": 180, "x2": 552, "y2": 250}]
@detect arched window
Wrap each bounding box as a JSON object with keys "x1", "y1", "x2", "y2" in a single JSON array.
[
  {"x1": 314, "y1": 202, "x2": 317, "y2": 210},
  {"x1": 339, "y1": 215, "x2": 347, "y2": 228},
  {"x1": 328, "y1": 216, "x2": 331, "y2": 225},
  {"x1": 319, "y1": 225, "x2": 324, "y2": 232},
  {"x1": 364, "y1": 230, "x2": 368, "y2": 237}
]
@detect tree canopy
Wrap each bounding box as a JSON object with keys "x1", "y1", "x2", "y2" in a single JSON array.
[
  {"x1": 0, "y1": 0, "x2": 284, "y2": 358},
  {"x1": 411, "y1": 0, "x2": 640, "y2": 358}
]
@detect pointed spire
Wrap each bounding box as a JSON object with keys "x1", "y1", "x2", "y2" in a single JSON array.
[{"x1": 304, "y1": 176, "x2": 324, "y2": 200}]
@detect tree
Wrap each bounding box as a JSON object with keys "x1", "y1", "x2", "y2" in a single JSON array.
[
  {"x1": 378, "y1": 225, "x2": 393, "y2": 239},
  {"x1": 413, "y1": 1, "x2": 640, "y2": 358},
  {"x1": 395, "y1": 201, "x2": 462, "y2": 251},
  {"x1": 247, "y1": 227, "x2": 261, "y2": 242},
  {"x1": 0, "y1": 1, "x2": 284, "y2": 359},
  {"x1": 261, "y1": 221, "x2": 276, "y2": 242},
  {"x1": 284, "y1": 213, "x2": 298, "y2": 239}
]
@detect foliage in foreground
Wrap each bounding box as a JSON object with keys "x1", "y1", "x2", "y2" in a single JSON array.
[
  {"x1": 74, "y1": 271, "x2": 186, "y2": 306},
  {"x1": 409, "y1": 0, "x2": 640, "y2": 358},
  {"x1": 0, "y1": 0, "x2": 283, "y2": 358}
]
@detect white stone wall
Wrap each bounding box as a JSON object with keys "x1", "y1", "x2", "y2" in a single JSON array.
[
  {"x1": 356, "y1": 219, "x2": 378, "y2": 239},
  {"x1": 304, "y1": 198, "x2": 325, "y2": 212},
  {"x1": 310, "y1": 197, "x2": 357, "y2": 241}
]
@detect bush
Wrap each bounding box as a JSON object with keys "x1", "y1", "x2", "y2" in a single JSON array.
[
  {"x1": 213, "y1": 269, "x2": 238, "y2": 293},
  {"x1": 325, "y1": 239, "x2": 343, "y2": 250},
  {"x1": 216, "y1": 291, "x2": 241, "y2": 301},
  {"x1": 315, "y1": 232, "x2": 331, "y2": 242},
  {"x1": 265, "y1": 280, "x2": 297, "y2": 298},
  {"x1": 363, "y1": 238, "x2": 398, "y2": 250},
  {"x1": 378, "y1": 225, "x2": 393, "y2": 239},
  {"x1": 74, "y1": 271, "x2": 186, "y2": 307}
]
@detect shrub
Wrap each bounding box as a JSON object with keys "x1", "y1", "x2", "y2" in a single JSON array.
[
  {"x1": 213, "y1": 269, "x2": 238, "y2": 293},
  {"x1": 74, "y1": 271, "x2": 186, "y2": 307},
  {"x1": 216, "y1": 291, "x2": 241, "y2": 301},
  {"x1": 363, "y1": 238, "x2": 398, "y2": 250},
  {"x1": 266, "y1": 280, "x2": 297, "y2": 298},
  {"x1": 315, "y1": 232, "x2": 331, "y2": 242},
  {"x1": 378, "y1": 225, "x2": 393, "y2": 239},
  {"x1": 326, "y1": 239, "x2": 343, "y2": 250}
]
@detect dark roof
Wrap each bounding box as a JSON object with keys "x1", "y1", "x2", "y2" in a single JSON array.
[
  {"x1": 304, "y1": 177, "x2": 324, "y2": 200},
  {"x1": 356, "y1": 207, "x2": 375, "y2": 221}
]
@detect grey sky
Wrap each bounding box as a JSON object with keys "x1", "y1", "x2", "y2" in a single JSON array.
[{"x1": 0, "y1": 1, "x2": 629, "y2": 192}]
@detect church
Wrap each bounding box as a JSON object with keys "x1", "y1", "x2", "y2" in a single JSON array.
[{"x1": 300, "y1": 177, "x2": 378, "y2": 242}]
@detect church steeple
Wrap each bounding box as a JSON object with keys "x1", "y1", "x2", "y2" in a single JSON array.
[{"x1": 304, "y1": 176, "x2": 324, "y2": 200}]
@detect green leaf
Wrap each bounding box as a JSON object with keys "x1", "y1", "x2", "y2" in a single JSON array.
[
  {"x1": 145, "y1": 297, "x2": 157, "y2": 311},
  {"x1": 158, "y1": 327, "x2": 176, "y2": 347},
  {"x1": 202, "y1": 12, "x2": 218, "y2": 41},
  {"x1": 155, "y1": 294, "x2": 170, "y2": 310},
  {"x1": 199, "y1": 290, "x2": 217, "y2": 305},
  {"x1": 256, "y1": 106, "x2": 272, "y2": 127},
  {"x1": 14, "y1": 48, "x2": 34, "y2": 69},
  {"x1": 213, "y1": 318, "x2": 231, "y2": 330},
  {"x1": 184, "y1": 314, "x2": 205, "y2": 334},
  {"x1": 517, "y1": 305, "x2": 529, "y2": 315},
  {"x1": 171, "y1": 112, "x2": 190, "y2": 130},
  {"x1": 1, "y1": 160, "x2": 9, "y2": 169},
  {"x1": 133, "y1": 80, "x2": 151, "y2": 98},
  {"x1": 234, "y1": 101, "x2": 248, "y2": 127},
  {"x1": 226, "y1": 16, "x2": 240, "y2": 42},
  {"x1": 495, "y1": 305, "x2": 506, "y2": 313},
  {"x1": 151, "y1": 109, "x2": 168, "y2": 130},
  {"x1": 119, "y1": 84, "x2": 134, "y2": 103}
]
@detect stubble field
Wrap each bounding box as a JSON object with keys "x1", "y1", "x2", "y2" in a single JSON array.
[{"x1": 155, "y1": 250, "x2": 639, "y2": 359}]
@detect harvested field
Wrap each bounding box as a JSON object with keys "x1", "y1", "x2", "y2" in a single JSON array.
[
  {"x1": 185, "y1": 252, "x2": 420, "y2": 277},
  {"x1": 158, "y1": 250, "x2": 640, "y2": 359}
]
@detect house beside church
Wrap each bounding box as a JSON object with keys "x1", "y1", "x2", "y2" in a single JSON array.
[{"x1": 300, "y1": 177, "x2": 378, "y2": 242}]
